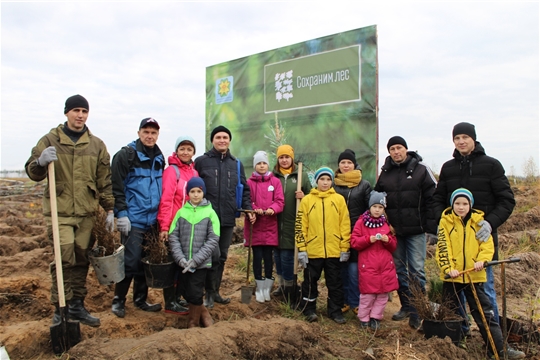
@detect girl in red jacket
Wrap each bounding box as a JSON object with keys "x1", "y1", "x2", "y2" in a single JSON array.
[
  {"x1": 351, "y1": 191, "x2": 398, "y2": 330},
  {"x1": 244, "y1": 151, "x2": 285, "y2": 303}
]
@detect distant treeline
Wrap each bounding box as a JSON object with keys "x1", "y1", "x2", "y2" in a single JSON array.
[{"x1": 0, "y1": 170, "x2": 28, "y2": 178}]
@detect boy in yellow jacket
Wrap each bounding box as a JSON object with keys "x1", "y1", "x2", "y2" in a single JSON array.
[
  {"x1": 436, "y1": 188, "x2": 524, "y2": 359},
  {"x1": 295, "y1": 167, "x2": 350, "y2": 324}
]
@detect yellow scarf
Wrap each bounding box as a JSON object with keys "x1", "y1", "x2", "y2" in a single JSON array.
[
  {"x1": 279, "y1": 166, "x2": 293, "y2": 175},
  {"x1": 334, "y1": 170, "x2": 362, "y2": 188}
]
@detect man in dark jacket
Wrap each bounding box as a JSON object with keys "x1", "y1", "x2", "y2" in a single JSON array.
[
  {"x1": 374, "y1": 136, "x2": 437, "y2": 330},
  {"x1": 25, "y1": 94, "x2": 114, "y2": 327},
  {"x1": 433, "y1": 122, "x2": 515, "y2": 324},
  {"x1": 194, "y1": 125, "x2": 254, "y2": 307},
  {"x1": 110, "y1": 117, "x2": 165, "y2": 318}
]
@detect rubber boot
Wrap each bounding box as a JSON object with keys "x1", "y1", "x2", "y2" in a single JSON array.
[
  {"x1": 272, "y1": 275, "x2": 284, "y2": 297},
  {"x1": 112, "y1": 276, "x2": 132, "y2": 318},
  {"x1": 133, "y1": 276, "x2": 162, "y2": 312},
  {"x1": 175, "y1": 280, "x2": 188, "y2": 307},
  {"x1": 255, "y1": 279, "x2": 265, "y2": 303},
  {"x1": 283, "y1": 280, "x2": 296, "y2": 306},
  {"x1": 187, "y1": 304, "x2": 202, "y2": 328},
  {"x1": 204, "y1": 292, "x2": 214, "y2": 309},
  {"x1": 199, "y1": 306, "x2": 213, "y2": 328},
  {"x1": 163, "y1": 287, "x2": 189, "y2": 315},
  {"x1": 213, "y1": 265, "x2": 230, "y2": 304},
  {"x1": 263, "y1": 278, "x2": 274, "y2": 302},
  {"x1": 68, "y1": 298, "x2": 101, "y2": 327}
]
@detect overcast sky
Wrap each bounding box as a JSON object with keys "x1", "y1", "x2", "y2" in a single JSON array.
[{"x1": 1, "y1": 2, "x2": 538, "y2": 176}]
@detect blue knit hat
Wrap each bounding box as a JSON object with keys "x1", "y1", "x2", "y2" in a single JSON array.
[
  {"x1": 314, "y1": 167, "x2": 334, "y2": 183},
  {"x1": 174, "y1": 135, "x2": 196, "y2": 153},
  {"x1": 450, "y1": 188, "x2": 474, "y2": 206},
  {"x1": 187, "y1": 177, "x2": 206, "y2": 196}
]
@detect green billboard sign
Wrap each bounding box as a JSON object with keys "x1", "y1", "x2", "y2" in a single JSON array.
[{"x1": 206, "y1": 25, "x2": 378, "y2": 185}]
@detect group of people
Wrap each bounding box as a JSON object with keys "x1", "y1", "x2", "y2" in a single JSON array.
[{"x1": 26, "y1": 94, "x2": 524, "y2": 358}]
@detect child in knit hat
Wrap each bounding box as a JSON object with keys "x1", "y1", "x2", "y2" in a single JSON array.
[
  {"x1": 350, "y1": 191, "x2": 398, "y2": 330},
  {"x1": 245, "y1": 151, "x2": 285, "y2": 303},
  {"x1": 435, "y1": 188, "x2": 525, "y2": 359},
  {"x1": 295, "y1": 166, "x2": 351, "y2": 324},
  {"x1": 168, "y1": 177, "x2": 220, "y2": 329}
]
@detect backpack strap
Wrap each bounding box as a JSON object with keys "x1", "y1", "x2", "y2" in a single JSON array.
[
  {"x1": 123, "y1": 146, "x2": 136, "y2": 170},
  {"x1": 170, "y1": 164, "x2": 180, "y2": 181}
]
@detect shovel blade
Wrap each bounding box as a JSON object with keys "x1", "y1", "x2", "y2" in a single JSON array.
[{"x1": 50, "y1": 311, "x2": 81, "y2": 355}]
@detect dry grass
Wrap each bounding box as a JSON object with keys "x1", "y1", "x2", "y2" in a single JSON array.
[
  {"x1": 142, "y1": 227, "x2": 169, "y2": 263},
  {"x1": 91, "y1": 208, "x2": 120, "y2": 256}
]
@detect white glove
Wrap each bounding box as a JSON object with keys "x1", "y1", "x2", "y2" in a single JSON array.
[
  {"x1": 179, "y1": 258, "x2": 189, "y2": 269},
  {"x1": 37, "y1": 146, "x2": 57, "y2": 167},
  {"x1": 298, "y1": 251, "x2": 309, "y2": 269},
  {"x1": 116, "y1": 216, "x2": 131, "y2": 236},
  {"x1": 182, "y1": 259, "x2": 196, "y2": 273},
  {"x1": 339, "y1": 252, "x2": 350, "y2": 262},
  {"x1": 105, "y1": 212, "x2": 115, "y2": 233},
  {"x1": 476, "y1": 220, "x2": 492, "y2": 242}
]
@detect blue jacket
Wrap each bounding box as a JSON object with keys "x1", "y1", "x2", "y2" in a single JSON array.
[{"x1": 112, "y1": 139, "x2": 164, "y2": 229}]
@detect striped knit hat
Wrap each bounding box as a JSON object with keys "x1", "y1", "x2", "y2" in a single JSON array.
[
  {"x1": 314, "y1": 167, "x2": 334, "y2": 183},
  {"x1": 450, "y1": 188, "x2": 474, "y2": 206}
]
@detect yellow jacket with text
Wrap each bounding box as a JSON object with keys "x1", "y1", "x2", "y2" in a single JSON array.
[
  {"x1": 295, "y1": 187, "x2": 350, "y2": 258},
  {"x1": 436, "y1": 207, "x2": 494, "y2": 283}
]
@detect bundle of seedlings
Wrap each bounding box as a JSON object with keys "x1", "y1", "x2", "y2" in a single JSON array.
[
  {"x1": 91, "y1": 208, "x2": 120, "y2": 257},
  {"x1": 142, "y1": 228, "x2": 170, "y2": 264},
  {"x1": 408, "y1": 277, "x2": 462, "y2": 321}
]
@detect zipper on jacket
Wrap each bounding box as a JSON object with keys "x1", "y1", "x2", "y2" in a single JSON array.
[
  {"x1": 228, "y1": 171, "x2": 231, "y2": 188},
  {"x1": 322, "y1": 198, "x2": 327, "y2": 258},
  {"x1": 461, "y1": 220, "x2": 466, "y2": 283}
]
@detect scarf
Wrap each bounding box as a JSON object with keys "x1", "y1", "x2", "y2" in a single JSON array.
[
  {"x1": 334, "y1": 169, "x2": 362, "y2": 188},
  {"x1": 361, "y1": 210, "x2": 387, "y2": 228},
  {"x1": 279, "y1": 166, "x2": 293, "y2": 175}
]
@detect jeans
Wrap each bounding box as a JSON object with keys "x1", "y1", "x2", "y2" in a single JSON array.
[
  {"x1": 393, "y1": 233, "x2": 427, "y2": 319},
  {"x1": 343, "y1": 262, "x2": 360, "y2": 308},
  {"x1": 274, "y1": 248, "x2": 295, "y2": 281},
  {"x1": 485, "y1": 266, "x2": 500, "y2": 323}
]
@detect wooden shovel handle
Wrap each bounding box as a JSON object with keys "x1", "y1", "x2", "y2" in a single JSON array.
[
  {"x1": 293, "y1": 163, "x2": 303, "y2": 275},
  {"x1": 49, "y1": 162, "x2": 66, "y2": 307}
]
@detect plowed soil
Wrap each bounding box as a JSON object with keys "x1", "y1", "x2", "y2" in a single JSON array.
[{"x1": 1, "y1": 179, "x2": 539, "y2": 360}]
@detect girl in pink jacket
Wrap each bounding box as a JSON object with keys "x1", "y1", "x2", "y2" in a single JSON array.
[
  {"x1": 244, "y1": 151, "x2": 285, "y2": 303},
  {"x1": 351, "y1": 191, "x2": 398, "y2": 330},
  {"x1": 157, "y1": 136, "x2": 198, "y2": 315}
]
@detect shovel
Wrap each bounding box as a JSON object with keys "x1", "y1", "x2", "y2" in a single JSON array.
[
  {"x1": 48, "y1": 162, "x2": 81, "y2": 354},
  {"x1": 238, "y1": 209, "x2": 255, "y2": 304},
  {"x1": 443, "y1": 257, "x2": 521, "y2": 279},
  {"x1": 290, "y1": 162, "x2": 303, "y2": 309}
]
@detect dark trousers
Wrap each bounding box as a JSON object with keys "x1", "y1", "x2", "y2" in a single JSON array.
[
  {"x1": 122, "y1": 225, "x2": 156, "y2": 278},
  {"x1": 443, "y1": 281, "x2": 503, "y2": 355},
  {"x1": 300, "y1": 257, "x2": 343, "y2": 318},
  {"x1": 181, "y1": 268, "x2": 207, "y2": 306},
  {"x1": 252, "y1": 245, "x2": 274, "y2": 280},
  {"x1": 205, "y1": 226, "x2": 234, "y2": 293}
]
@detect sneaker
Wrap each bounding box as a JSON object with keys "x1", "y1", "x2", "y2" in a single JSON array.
[
  {"x1": 505, "y1": 346, "x2": 526, "y2": 359},
  {"x1": 360, "y1": 321, "x2": 370, "y2": 328},
  {"x1": 341, "y1": 304, "x2": 350, "y2": 313},
  {"x1": 391, "y1": 309, "x2": 410, "y2": 321},
  {"x1": 409, "y1": 316, "x2": 422, "y2": 330},
  {"x1": 305, "y1": 313, "x2": 318, "y2": 323},
  {"x1": 332, "y1": 314, "x2": 346, "y2": 324},
  {"x1": 370, "y1": 318, "x2": 381, "y2": 330}
]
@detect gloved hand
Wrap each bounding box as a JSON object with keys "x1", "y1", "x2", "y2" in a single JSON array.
[
  {"x1": 37, "y1": 146, "x2": 57, "y2": 167},
  {"x1": 116, "y1": 216, "x2": 131, "y2": 236},
  {"x1": 105, "y1": 212, "x2": 115, "y2": 233},
  {"x1": 426, "y1": 233, "x2": 438, "y2": 245},
  {"x1": 339, "y1": 252, "x2": 350, "y2": 262},
  {"x1": 298, "y1": 251, "x2": 309, "y2": 269},
  {"x1": 182, "y1": 259, "x2": 196, "y2": 273},
  {"x1": 179, "y1": 258, "x2": 189, "y2": 269},
  {"x1": 476, "y1": 220, "x2": 492, "y2": 242}
]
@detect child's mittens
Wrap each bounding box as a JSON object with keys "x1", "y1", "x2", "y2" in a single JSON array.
[
  {"x1": 182, "y1": 259, "x2": 196, "y2": 273},
  {"x1": 339, "y1": 252, "x2": 350, "y2": 262},
  {"x1": 179, "y1": 258, "x2": 189, "y2": 269}
]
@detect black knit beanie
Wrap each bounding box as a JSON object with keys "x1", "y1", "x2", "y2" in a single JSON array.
[
  {"x1": 210, "y1": 125, "x2": 232, "y2": 142},
  {"x1": 338, "y1": 149, "x2": 357, "y2": 166},
  {"x1": 387, "y1": 136, "x2": 408, "y2": 150},
  {"x1": 452, "y1": 122, "x2": 477, "y2": 140},
  {"x1": 64, "y1": 95, "x2": 89, "y2": 114}
]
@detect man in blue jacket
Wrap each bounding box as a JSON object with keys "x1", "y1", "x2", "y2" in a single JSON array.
[
  {"x1": 194, "y1": 125, "x2": 255, "y2": 307},
  {"x1": 110, "y1": 118, "x2": 165, "y2": 318}
]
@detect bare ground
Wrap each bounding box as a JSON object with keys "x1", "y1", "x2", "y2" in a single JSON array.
[{"x1": 0, "y1": 180, "x2": 539, "y2": 360}]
